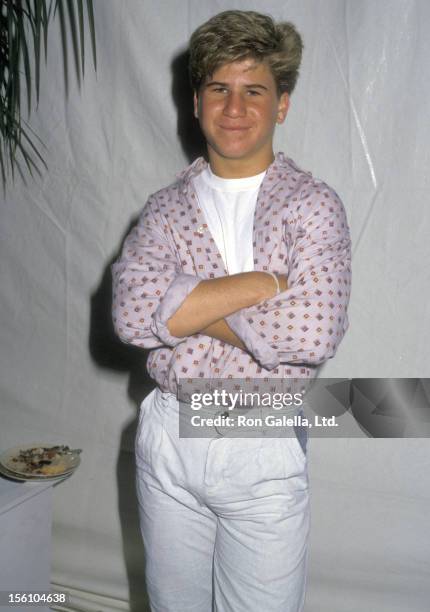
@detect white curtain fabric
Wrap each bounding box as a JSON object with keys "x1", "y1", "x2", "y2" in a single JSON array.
[{"x1": 1, "y1": 1, "x2": 429, "y2": 610}]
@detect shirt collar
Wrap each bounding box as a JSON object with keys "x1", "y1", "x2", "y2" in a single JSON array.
[{"x1": 176, "y1": 152, "x2": 290, "y2": 192}]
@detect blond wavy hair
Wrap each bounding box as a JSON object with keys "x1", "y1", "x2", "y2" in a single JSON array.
[{"x1": 189, "y1": 10, "x2": 303, "y2": 96}]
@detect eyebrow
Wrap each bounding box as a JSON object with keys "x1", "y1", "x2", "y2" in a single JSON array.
[{"x1": 205, "y1": 81, "x2": 269, "y2": 91}]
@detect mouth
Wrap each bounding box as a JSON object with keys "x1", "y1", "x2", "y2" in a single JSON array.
[{"x1": 218, "y1": 125, "x2": 251, "y2": 132}]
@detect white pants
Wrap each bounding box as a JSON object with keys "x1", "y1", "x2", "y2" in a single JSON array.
[{"x1": 135, "y1": 388, "x2": 311, "y2": 612}]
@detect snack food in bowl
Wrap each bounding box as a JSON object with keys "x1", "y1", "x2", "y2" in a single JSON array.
[{"x1": 1, "y1": 445, "x2": 80, "y2": 477}]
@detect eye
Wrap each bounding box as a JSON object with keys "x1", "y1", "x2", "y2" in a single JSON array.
[
  {"x1": 211, "y1": 87, "x2": 228, "y2": 94},
  {"x1": 247, "y1": 89, "x2": 261, "y2": 96}
]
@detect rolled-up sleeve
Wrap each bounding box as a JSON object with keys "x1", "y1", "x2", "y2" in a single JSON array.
[
  {"x1": 112, "y1": 198, "x2": 202, "y2": 349},
  {"x1": 227, "y1": 183, "x2": 351, "y2": 370}
]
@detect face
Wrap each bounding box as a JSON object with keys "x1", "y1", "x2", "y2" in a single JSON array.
[{"x1": 194, "y1": 58, "x2": 289, "y2": 176}]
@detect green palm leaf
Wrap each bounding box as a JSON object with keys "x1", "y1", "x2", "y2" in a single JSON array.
[{"x1": 0, "y1": 0, "x2": 97, "y2": 190}]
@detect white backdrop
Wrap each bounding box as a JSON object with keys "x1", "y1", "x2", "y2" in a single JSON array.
[{"x1": 1, "y1": 1, "x2": 430, "y2": 611}]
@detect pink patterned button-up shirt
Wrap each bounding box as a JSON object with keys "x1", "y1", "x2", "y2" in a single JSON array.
[{"x1": 112, "y1": 153, "x2": 351, "y2": 395}]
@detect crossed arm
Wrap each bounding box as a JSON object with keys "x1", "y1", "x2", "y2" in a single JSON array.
[
  {"x1": 112, "y1": 186, "x2": 351, "y2": 370},
  {"x1": 167, "y1": 272, "x2": 288, "y2": 349}
]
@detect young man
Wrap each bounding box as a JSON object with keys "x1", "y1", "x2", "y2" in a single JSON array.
[{"x1": 112, "y1": 10, "x2": 351, "y2": 612}]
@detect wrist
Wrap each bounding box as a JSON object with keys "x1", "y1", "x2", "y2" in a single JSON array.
[
  {"x1": 265, "y1": 271, "x2": 280, "y2": 296},
  {"x1": 249, "y1": 271, "x2": 279, "y2": 302}
]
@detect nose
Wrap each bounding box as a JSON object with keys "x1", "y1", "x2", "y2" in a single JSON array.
[{"x1": 223, "y1": 91, "x2": 246, "y2": 118}]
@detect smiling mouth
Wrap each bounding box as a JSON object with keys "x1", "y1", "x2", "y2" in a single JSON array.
[{"x1": 218, "y1": 125, "x2": 250, "y2": 132}]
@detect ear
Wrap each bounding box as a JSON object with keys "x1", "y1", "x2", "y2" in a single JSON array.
[
  {"x1": 193, "y1": 92, "x2": 199, "y2": 119},
  {"x1": 276, "y1": 92, "x2": 290, "y2": 124}
]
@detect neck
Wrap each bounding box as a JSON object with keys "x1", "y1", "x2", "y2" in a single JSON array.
[{"x1": 207, "y1": 149, "x2": 275, "y2": 178}]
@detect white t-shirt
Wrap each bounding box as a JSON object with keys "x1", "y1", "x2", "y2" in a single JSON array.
[{"x1": 192, "y1": 165, "x2": 266, "y2": 275}]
